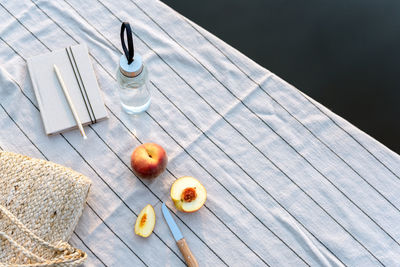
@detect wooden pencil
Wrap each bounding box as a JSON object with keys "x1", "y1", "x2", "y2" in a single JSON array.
[{"x1": 53, "y1": 64, "x2": 87, "y2": 139}]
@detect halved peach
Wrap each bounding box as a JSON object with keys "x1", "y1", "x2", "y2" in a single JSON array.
[
  {"x1": 134, "y1": 204, "x2": 155, "y2": 237},
  {"x1": 171, "y1": 176, "x2": 207, "y2": 213}
]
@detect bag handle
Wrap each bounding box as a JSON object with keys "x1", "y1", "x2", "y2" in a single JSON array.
[
  {"x1": 0, "y1": 231, "x2": 46, "y2": 263},
  {"x1": 120, "y1": 22, "x2": 134, "y2": 64},
  {"x1": 0, "y1": 205, "x2": 86, "y2": 266}
]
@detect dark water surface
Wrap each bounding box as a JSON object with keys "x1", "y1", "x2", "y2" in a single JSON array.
[{"x1": 163, "y1": 0, "x2": 400, "y2": 154}]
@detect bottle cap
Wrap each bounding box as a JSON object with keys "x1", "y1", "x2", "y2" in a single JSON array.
[
  {"x1": 119, "y1": 22, "x2": 143, "y2": 77},
  {"x1": 119, "y1": 53, "x2": 143, "y2": 77}
]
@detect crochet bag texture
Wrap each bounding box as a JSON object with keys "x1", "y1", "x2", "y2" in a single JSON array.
[{"x1": 0, "y1": 151, "x2": 91, "y2": 266}]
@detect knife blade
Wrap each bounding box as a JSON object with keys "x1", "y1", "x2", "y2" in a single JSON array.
[
  {"x1": 162, "y1": 203, "x2": 183, "y2": 241},
  {"x1": 162, "y1": 203, "x2": 199, "y2": 267}
]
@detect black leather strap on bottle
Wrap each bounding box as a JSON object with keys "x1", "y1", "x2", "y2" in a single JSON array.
[{"x1": 120, "y1": 22, "x2": 134, "y2": 64}]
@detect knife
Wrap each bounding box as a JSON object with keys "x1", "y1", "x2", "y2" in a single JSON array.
[{"x1": 162, "y1": 203, "x2": 199, "y2": 267}]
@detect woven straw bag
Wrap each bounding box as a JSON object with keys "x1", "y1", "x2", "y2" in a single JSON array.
[{"x1": 0, "y1": 151, "x2": 91, "y2": 266}]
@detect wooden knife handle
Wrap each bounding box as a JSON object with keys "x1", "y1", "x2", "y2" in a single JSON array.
[{"x1": 177, "y1": 238, "x2": 199, "y2": 267}]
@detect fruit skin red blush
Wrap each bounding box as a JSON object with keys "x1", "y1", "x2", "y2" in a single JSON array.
[{"x1": 130, "y1": 143, "x2": 168, "y2": 179}]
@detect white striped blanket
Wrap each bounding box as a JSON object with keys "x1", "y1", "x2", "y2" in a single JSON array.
[{"x1": 0, "y1": 0, "x2": 399, "y2": 266}]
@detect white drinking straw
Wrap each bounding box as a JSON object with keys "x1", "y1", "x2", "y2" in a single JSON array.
[{"x1": 53, "y1": 64, "x2": 87, "y2": 139}]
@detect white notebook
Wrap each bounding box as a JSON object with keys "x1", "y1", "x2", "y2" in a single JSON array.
[{"x1": 27, "y1": 44, "x2": 108, "y2": 135}]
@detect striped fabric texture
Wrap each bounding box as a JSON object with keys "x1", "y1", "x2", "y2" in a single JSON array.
[{"x1": 1, "y1": 0, "x2": 399, "y2": 266}]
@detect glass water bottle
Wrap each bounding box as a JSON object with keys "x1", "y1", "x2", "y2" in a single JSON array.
[{"x1": 116, "y1": 53, "x2": 151, "y2": 114}]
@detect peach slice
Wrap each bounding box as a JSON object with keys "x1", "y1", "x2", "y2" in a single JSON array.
[
  {"x1": 171, "y1": 176, "x2": 207, "y2": 213},
  {"x1": 134, "y1": 204, "x2": 156, "y2": 237}
]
